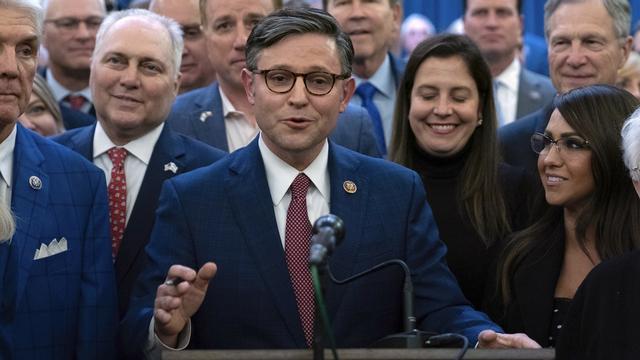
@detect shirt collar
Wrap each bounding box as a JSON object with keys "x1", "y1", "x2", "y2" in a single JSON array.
[
  {"x1": 495, "y1": 58, "x2": 520, "y2": 93},
  {"x1": 354, "y1": 53, "x2": 395, "y2": 98},
  {"x1": 93, "y1": 121, "x2": 165, "y2": 165},
  {"x1": 46, "y1": 68, "x2": 93, "y2": 103},
  {"x1": 0, "y1": 125, "x2": 17, "y2": 188},
  {"x1": 259, "y1": 135, "x2": 330, "y2": 207},
  {"x1": 219, "y1": 87, "x2": 246, "y2": 118}
]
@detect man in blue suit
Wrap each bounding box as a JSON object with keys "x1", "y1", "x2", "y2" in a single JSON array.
[
  {"x1": 0, "y1": 0, "x2": 117, "y2": 358},
  {"x1": 326, "y1": 0, "x2": 405, "y2": 156},
  {"x1": 121, "y1": 8, "x2": 539, "y2": 357},
  {"x1": 54, "y1": 9, "x2": 226, "y2": 319},
  {"x1": 499, "y1": 0, "x2": 632, "y2": 174},
  {"x1": 167, "y1": 0, "x2": 380, "y2": 158}
]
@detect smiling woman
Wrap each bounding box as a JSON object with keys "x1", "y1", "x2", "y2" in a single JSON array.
[
  {"x1": 491, "y1": 84, "x2": 640, "y2": 347},
  {"x1": 389, "y1": 33, "x2": 534, "y2": 310}
]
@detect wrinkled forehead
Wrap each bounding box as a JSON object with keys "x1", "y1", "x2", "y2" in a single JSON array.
[{"x1": 44, "y1": 0, "x2": 105, "y2": 18}]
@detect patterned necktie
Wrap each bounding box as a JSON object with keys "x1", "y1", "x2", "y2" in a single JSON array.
[
  {"x1": 285, "y1": 173, "x2": 314, "y2": 347},
  {"x1": 356, "y1": 82, "x2": 387, "y2": 156},
  {"x1": 107, "y1": 147, "x2": 127, "y2": 259},
  {"x1": 64, "y1": 94, "x2": 87, "y2": 111}
]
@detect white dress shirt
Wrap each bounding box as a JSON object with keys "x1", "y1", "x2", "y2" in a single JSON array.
[
  {"x1": 146, "y1": 134, "x2": 332, "y2": 356},
  {"x1": 93, "y1": 121, "x2": 164, "y2": 224},
  {"x1": 219, "y1": 88, "x2": 259, "y2": 152},
  {"x1": 0, "y1": 125, "x2": 17, "y2": 206},
  {"x1": 494, "y1": 58, "x2": 521, "y2": 126},
  {"x1": 352, "y1": 54, "x2": 397, "y2": 147},
  {"x1": 46, "y1": 68, "x2": 93, "y2": 113}
]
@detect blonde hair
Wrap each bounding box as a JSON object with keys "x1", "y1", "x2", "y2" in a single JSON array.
[
  {"x1": 0, "y1": 202, "x2": 15, "y2": 243},
  {"x1": 618, "y1": 51, "x2": 640, "y2": 80}
]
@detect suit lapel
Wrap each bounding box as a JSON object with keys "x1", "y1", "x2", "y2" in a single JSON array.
[
  {"x1": 9, "y1": 125, "x2": 50, "y2": 305},
  {"x1": 225, "y1": 139, "x2": 307, "y2": 347},
  {"x1": 324, "y1": 144, "x2": 368, "y2": 319},
  {"x1": 66, "y1": 124, "x2": 96, "y2": 161},
  {"x1": 188, "y1": 83, "x2": 229, "y2": 151},
  {"x1": 115, "y1": 126, "x2": 185, "y2": 283}
]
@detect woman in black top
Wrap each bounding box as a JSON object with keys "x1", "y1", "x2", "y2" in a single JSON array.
[
  {"x1": 492, "y1": 85, "x2": 640, "y2": 347},
  {"x1": 389, "y1": 34, "x2": 532, "y2": 309}
]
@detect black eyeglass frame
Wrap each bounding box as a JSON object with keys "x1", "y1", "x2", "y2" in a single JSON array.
[
  {"x1": 530, "y1": 132, "x2": 591, "y2": 155},
  {"x1": 251, "y1": 69, "x2": 350, "y2": 96}
]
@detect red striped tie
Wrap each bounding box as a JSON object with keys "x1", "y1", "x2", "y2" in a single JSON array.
[{"x1": 285, "y1": 173, "x2": 315, "y2": 347}]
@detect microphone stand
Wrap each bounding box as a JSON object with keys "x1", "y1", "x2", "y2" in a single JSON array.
[{"x1": 311, "y1": 261, "x2": 328, "y2": 360}]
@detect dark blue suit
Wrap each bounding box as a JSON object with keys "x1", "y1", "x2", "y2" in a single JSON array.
[
  {"x1": 60, "y1": 106, "x2": 95, "y2": 130},
  {"x1": 167, "y1": 82, "x2": 381, "y2": 157},
  {"x1": 120, "y1": 138, "x2": 500, "y2": 356},
  {"x1": 54, "y1": 124, "x2": 226, "y2": 317},
  {"x1": 499, "y1": 102, "x2": 555, "y2": 175},
  {"x1": 0, "y1": 124, "x2": 117, "y2": 359}
]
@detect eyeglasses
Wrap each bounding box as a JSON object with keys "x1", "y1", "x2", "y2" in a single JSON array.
[
  {"x1": 531, "y1": 132, "x2": 591, "y2": 156},
  {"x1": 44, "y1": 16, "x2": 104, "y2": 32},
  {"x1": 252, "y1": 69, "x2": 350, "y2": 96}
]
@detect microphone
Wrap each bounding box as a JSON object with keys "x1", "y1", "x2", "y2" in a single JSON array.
[
  {"x1": 308, "y1": 214, "x2": 345, "y2": 266},
  {"x1": 328, "y1": 259, "x2": 435, "y2": 348}
]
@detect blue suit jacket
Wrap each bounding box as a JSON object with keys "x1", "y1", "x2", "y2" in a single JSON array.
[
  {"x1": 60, "y1": 106, "x2": 95, "y2": 131},
  {"x1": 120, "y1": 138, "x2": 500, "y2": 356},
  {"x1": 499, "y1": 101, "x2": 555, "y2": 175},
  {"x1": 0, "y1": 125, "x2": 117, "y2": 359},
  {"x1": 53, "y1": 124, "x2": 226, "y2": 318},
  {"x1": 166, "y1": 82, "x2": 381, "y2": 157}
]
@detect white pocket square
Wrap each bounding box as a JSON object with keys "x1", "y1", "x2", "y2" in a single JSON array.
[{"x1": 34, "y1": 237, "x2": 68, "y2": 260}]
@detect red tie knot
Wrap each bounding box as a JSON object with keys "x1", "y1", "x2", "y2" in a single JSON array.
[
  {"x1": 107, "y1": 147, "x2": 128, "y2": 168},
  {"x1": 290, "y1": 173, "x2": 310, "y2": 199}
]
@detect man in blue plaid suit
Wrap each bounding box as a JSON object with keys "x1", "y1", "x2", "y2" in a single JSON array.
[{"x1": 0, "y1": 0, "x2": 117, "y2": 359}]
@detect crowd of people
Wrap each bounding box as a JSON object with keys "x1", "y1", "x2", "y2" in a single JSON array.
[{"x1": 0, "y1": 0, "x2": 639, "y2": 359}]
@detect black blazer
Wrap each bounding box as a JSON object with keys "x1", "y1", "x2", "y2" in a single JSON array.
[{"x1": 557, "y1": 250, "x2": 640, "y2": 359}]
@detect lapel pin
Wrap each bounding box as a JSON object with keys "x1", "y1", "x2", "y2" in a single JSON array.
[
  {"x1": 29, "y1": 176, "x2": 42, "y2": 190},
  {"x1": 343, "y1": 180, "x2": 357, "y2": 194},
  {"x1": 199, "y1": 111, "x2": 213, "y2": 122},
  {"x1": 164, "y1": 162, "x2": 178, "y2": 174}
]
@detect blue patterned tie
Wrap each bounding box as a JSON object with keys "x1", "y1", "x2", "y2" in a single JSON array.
[{"x1": 356, "y1": 82, "x2": 387, "y2": 156}]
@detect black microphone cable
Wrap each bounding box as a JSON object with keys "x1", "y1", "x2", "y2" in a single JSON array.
[{"x1": 425, "y1": 333, "x2": 469, "y2": 360}]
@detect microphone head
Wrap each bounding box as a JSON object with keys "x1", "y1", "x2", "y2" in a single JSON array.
[{"x1": 313, "y1": 214, "x2": 345, "y2": 242}]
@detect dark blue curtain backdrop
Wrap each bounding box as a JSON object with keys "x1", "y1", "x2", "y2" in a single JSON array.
[{"x1": 403, "y1": 0, "x2": 640, "y2": 38}]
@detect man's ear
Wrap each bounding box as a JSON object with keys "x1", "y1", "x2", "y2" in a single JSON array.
[
  {"x1": 339, "y1": 77, "x2": 355, "y2": 113},
  {"x1": 241, "y1": 68, "x2": 256, "y2": 105}
]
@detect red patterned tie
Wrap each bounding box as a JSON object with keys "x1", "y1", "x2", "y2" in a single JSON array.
[
  {"x1": 285, "y1": 173, "x2": 315, "y2": 347},
  {"x1": 64, "y1": 94, "x2": 87, "y2": 111},
  {"x1": 107, "y1": 147, "x2": 127, "y2": 259}
]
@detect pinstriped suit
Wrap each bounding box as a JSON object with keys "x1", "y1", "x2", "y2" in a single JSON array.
[{"x1": 0, "y1": 124, "x2": 117, "y2": 359}]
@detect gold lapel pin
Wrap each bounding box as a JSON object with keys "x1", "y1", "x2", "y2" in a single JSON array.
[{"x1": 343, "y1": 180, "x2": 357, "y2": 194}]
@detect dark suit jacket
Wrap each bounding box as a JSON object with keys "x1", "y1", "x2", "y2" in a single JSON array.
[
  {"x1": 0, "y1": 124, "x2": 117, "y2": 359},
  {"x1": 120, "y1": 138, "x2": 500, "y2": 357},
  {"x1": 53, "y1": 124, "x2": 226, "y2": 317},
  {"x1": 499, "y1": 101, "x2": 555, "y2": 175},
  {"x1": 60, "y1": 105, "x2": 95, "y2": 130},
  {"x1": 167, "y1": 82, "x2": 381, "y2": 157},
  {"x1": 556, "y1": 250, "x2": 640, "y2": 360},
  {"x1": 516, "y1": 69, "x2": 555, "y2": 120},
  {"x1": 488, "y1": 220, "x2": 565, "y2": 347}
]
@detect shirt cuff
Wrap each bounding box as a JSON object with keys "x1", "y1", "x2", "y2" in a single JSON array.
[{"x1": 145, "y1": 317, "x2": 192, "y2": 355}]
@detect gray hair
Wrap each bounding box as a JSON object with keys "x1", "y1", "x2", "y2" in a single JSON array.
[
  {"x1": 0, "y1": 0, "x2": 44, "y2": 37},
  {"x1": 544, "y1": 0, "x2": 631, "y2": 41},
  {"x1": 246, "y1": 7, "x2": 354, "y2": 76},
  {"x1": 622, "y1": 107, "x2": 640, "y2": 181},
  {"x1": 42, "y1": 0, "x2": 106, "y2": 15},
  {"x1": 94, "y1": 9, "x2": 183, "y2": 78}
]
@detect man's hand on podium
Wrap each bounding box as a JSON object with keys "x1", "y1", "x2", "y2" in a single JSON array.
[
  {"x1": 154, "y1": 262, "x2": 218, "y2": 347},
  {"x1": 477, "y1": 329, "x2": 541, "y2": 349}
]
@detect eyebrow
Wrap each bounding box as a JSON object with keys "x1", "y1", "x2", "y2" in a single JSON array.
[{"x1": 544, "y1": 130, "x2": 584, "y2": 138}]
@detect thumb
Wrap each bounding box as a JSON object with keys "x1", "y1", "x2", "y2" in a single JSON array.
[{"x1": 192, "y1": 262, "x2": 217, "y2": 292}]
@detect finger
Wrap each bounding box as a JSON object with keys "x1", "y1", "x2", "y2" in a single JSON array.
[
  {"x1": 166, "y1": 264, "x2": 197, "y2": 284},
  {"x1": 192, "y1": 262, "x2": 217, "y2": 292},
  {"x1": 154, "y1": 307, "x2": 173, "y2": 325},
  {"x1": 477, "y1": 329, "x2": 498, "y2": 347},
  {"x1": 503, "y1": 333, "x2": 542, "y2": 349},
  {"x1": 155, "y1": 294, "x2": 182, "y2": 312}
]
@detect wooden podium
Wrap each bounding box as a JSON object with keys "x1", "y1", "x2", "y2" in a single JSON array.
[{"x1": 162, "y1": 348, "x2": 555, "y2": 360}]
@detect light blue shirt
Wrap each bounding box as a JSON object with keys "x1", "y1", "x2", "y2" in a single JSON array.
[{"x1": 352, "y1": 54, "x2": 397, "y2": 148}]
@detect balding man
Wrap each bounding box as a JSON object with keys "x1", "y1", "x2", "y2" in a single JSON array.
[
  {"x1": 0, "y1": 0, "x2": 117, "y2": 358},
  {"x1": 54, "y1": 9, "x2": 226, "y2": 319},
  {"x1": 149, "y1": 0, "x2": 217, "y2": 94}
]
